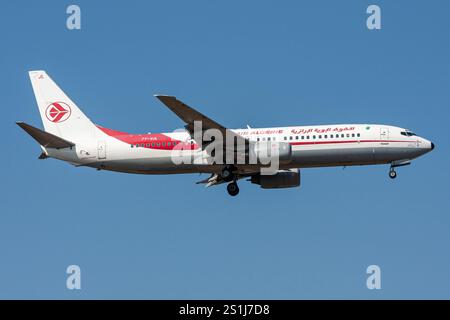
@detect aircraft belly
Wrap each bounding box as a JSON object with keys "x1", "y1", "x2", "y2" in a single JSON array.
[
  {"x1": 94, "y1": 156, "x2": 189, "y2": 173},
  {"x1": 291, "y1": 146, "x2": 419, "y2": 167},
  {"x1": 291, "y1": 147, "x2": 373, "y2": 167},
  {"x1": 91, "y1": 145, "x2": 423, "y2": 174}
]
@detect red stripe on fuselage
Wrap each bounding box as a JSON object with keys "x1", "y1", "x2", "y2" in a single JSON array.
[
  {"x1": 96, "y1": 125, "x2": 197, "y2": 150},
  {"x1": 290, "y1": 139, "x2": 411, "y2": 146}
]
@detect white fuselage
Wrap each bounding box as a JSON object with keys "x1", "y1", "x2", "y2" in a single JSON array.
[{"x1": 44, "y1": 124, "x2": 434, "y2": 175}]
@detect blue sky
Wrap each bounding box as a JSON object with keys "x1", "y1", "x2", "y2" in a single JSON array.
[{"x1": 1, "y1": 0, "x2": 449, "y2": 299}]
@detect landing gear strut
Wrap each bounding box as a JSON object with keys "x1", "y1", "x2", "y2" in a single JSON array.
[
  {"x1": 388, "y1": 160, "x2": 411, "y2": 179},
  {"x1": 221, "y1": 165, "x2": 239, "y2": 196},
  {"x1": 227, "y1": 181, "x2": 240, "y2": 196}
]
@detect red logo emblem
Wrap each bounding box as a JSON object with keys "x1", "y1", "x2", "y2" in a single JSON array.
[{"x1": 45, "y1": 102, "x2": 71, "y2": 123}]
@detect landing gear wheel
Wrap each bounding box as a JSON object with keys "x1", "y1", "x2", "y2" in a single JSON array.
[
  {"x1": 221, "y1": 166, "x2": 234, "y2": 182},
  {"x1": 389, "y1": 170, "x2": 397, "y2": 179},
  {"x1": 227, "y1": 182, "x2": 239, "y2": 196}
]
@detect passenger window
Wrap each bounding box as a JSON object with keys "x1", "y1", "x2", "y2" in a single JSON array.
[
  {"x1": 324, "y1": 135, "x2": 327, "y2": 139},
  {"x1": 318, "y1": 135, "x2": 322, "y2": 139},
  {"x1": 352, "y1": 133, "x2": 355, "y2": 138},
  {"x1": 267, "y1": 137, "x2": 271, "y2": 141},
  {"x1": 162, "y1": 142, "x2": 166, "y2": 146},
  {"x1": 151, "y1": 143, "x2": 155, "y2": 147},
  {"x1": 331, "y1": 134, "x2": 334, "y2": 138},
  {"x1": 341, "y1": 134, "x2": 344, "y2": 138},
  {"x1": 157, "y1": 143, "x2": 160, "y2": 147},
  {"x1": 257, "y1": 138, "x2": 260, "y2": 141},
  {"x1": 307, "y1": 136, "x2": 310, "y2": 139},
  {"x1": 130, "y1": 145, "x2": 134, "y2": 148},
  {"x1": 167, "y1": 142, "x2": 171, "y2": 146},
  {"x1": 262, "y1": 137, "x2": 266, "y2": 141},
  {"x1": 284, "y1": 137, "x2": 287, "y2": 140},
  {"x1": 289, "y1": 136, "x2": 293, "y2": 140},
  {"x1": 295, "y1": 136, "x2": 299, "y2": 140},
  {"x1": 146, "y1": 143, "x2": 150, "y2": 147},
  {"x1": 357, "y1": 133, "x2": 360, "y2": 138},
  {"x1": 301, "y1": 136, "x2": 304, "y2": 140},
  {"x1": 313, "y1": 135, "x2": 316, "y2": 139}
]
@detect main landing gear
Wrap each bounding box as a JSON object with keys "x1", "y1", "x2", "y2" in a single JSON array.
[
  {"x1": 221, "y1": 165, "x2": 239, "y2": 196},
  {"x1": 221, "y1": 165, "x2": 235, "y2": 182},
  {"x1": 227, "y1": 181, "x2": 240, "y2": 196}
]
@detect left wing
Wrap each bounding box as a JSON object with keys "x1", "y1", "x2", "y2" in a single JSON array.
[{"x1": 154, "y1": 95, "x2": 249, "y2": 153}]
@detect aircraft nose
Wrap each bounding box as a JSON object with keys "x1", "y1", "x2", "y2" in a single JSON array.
[{"x1": 431, "y1": 142, "x2": 435, "y2": 150}]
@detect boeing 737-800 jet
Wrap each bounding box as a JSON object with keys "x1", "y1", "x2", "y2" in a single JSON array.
[{"x1": 17, "y1": 71, "x2": 434, "y2": 196}]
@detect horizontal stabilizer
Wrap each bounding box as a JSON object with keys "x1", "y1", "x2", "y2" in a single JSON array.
[{"x1": 16, "y1": 122, "x2": 75, "y2": 149}]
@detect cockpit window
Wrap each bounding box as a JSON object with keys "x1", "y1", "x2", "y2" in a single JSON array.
[{"x1": 401, "y1": 130, "x2": 416, "y2": 137}]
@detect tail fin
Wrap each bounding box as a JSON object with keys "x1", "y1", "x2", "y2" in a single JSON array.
[{"x1": 28, "y1": 70, "x2": 97, "y2": 142}]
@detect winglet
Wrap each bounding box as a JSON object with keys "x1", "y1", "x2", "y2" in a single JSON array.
[
  {"x1": 154, "y1": 94, "x2": 175, "y2": 102},
  {"x1": 16, "y1": 122, "x2": 75, "y2": 149},
  {"x1": 154, "y1": 95, "x2": 178, "y2": 106}
]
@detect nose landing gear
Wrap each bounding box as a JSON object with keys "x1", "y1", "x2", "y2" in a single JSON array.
[
  {"x1": 389, "y1": 168, "x2": 397, "y2": 179},
  {"x1": 388, "y1": 160, "x2": 411, "y2": 179}
]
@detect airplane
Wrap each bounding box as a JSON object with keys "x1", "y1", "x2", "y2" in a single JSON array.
[{"x1": 17, "y1": 70, "x2": 434, "y2": 196}]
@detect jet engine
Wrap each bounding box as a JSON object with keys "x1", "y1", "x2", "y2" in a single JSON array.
[{"x1": 250, "y1": 168, "x2": 300, "y2": 189}]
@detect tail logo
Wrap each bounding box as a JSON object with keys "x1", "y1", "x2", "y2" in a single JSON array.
[{"x1": 45, "y1": 102, "x2": 71, "y2": 123}]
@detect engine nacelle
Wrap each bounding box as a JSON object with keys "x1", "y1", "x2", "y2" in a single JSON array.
[
  {"x1": 251, "y1": 169, "x2": 301, "y2": 189},
  {"x1": 249, "y1": 141, "x2": 292, "y2": 164}
]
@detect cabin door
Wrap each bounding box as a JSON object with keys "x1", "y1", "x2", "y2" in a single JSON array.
[
  {"x1": 98, "y1": 141, "x2": 106, "y2": 160},
  {"x1": 380, "y1": 128, "x2": 389, "y2": 145}
]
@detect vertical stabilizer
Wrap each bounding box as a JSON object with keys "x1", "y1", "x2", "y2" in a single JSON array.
[{"x1": 29, "y1": 70, "x2": 96, "y2": 142}]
